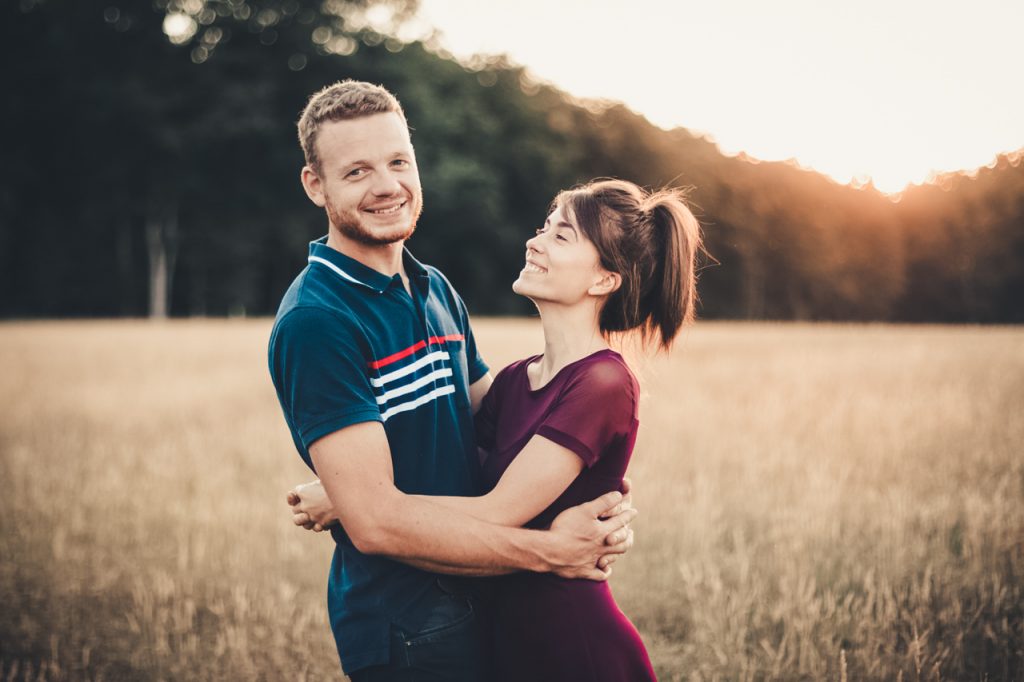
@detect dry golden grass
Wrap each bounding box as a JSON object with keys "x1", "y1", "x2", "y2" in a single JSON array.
[{"x1": 0, "y1": 319, "x2": 1021, "y2": 681}]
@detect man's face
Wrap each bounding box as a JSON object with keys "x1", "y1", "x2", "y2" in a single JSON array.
[{"x1": 302, "y1": 113, "x2": 423, "y2": 246}]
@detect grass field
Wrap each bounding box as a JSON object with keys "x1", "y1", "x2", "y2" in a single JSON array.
[{"x1": 0, "y1": 319, "x2": 1021, "y2": 681}]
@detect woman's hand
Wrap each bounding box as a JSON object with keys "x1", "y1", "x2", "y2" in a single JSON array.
[
  {"x1": 596, "y1": 477, "x2": 634, "y2": 570},
  {"x1": 286, "y1": 479, "x2": 339, "y2": 532}
]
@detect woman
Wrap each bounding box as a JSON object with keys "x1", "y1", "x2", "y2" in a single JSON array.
[{"x1": 293, "y1": 178, "x2": 702, "y2": 680}]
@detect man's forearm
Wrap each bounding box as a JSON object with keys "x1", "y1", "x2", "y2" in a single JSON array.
[
  {"x1": 351, "y1": 491, "x2": 557, "y2": 573},
  {"x1": 401, "y1": 557, "x2": 511, "y2": 577}
]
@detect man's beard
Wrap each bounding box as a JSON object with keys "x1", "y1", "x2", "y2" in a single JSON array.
[{"x1": 326, "y1": 192, "x2": 423, "y2": 247}]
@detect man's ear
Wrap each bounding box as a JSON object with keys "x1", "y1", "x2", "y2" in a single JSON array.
[
  {"x1": 300, "y1": 165, "x2": 326, "y2": 207},
  {"x1": 589, "y1": 271, "x2": 622, "y2": 297}
]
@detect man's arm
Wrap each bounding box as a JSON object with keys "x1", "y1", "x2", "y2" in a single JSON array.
[{"x1": 309, "y1": 420, "x2": 634, "y2": 579}]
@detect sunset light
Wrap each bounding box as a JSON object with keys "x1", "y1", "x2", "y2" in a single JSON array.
[
  {"x1": 7, "y1": 3, "x2": 1024, "y2": 679},
  {"x1": 414, "y1": 0, "x2": 1024, "y2": 193}
]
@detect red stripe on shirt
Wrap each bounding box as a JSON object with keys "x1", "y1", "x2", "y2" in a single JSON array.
[{"x1": 368, "y1": 334, "x2": 465, "y2": 369}]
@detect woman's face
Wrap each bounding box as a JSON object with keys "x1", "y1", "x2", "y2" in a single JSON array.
[{"x1": 512, "y1": 204, "x2": 611, "y2": 306}]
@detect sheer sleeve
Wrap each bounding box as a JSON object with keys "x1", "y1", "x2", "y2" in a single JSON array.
[{"x1": 536, "y1": 357, "x2": 637, "y2": 468}]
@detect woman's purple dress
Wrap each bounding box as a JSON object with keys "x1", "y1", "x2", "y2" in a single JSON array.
[{"x1": 475, "y1": 349, "x2": 656, "y2": 681}]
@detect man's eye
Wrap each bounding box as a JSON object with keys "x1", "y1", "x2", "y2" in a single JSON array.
[
  {"x1": 392, "y1": 159, "x2": 410, "y2": 168},
  {"x1": 347, "y1": 168, "x2": 367, "y2": 178}
]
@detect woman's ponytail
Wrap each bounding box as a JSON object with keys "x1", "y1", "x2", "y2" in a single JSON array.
[{"x1": 646, "y1": 191, "x2": 701, "y2": 348}]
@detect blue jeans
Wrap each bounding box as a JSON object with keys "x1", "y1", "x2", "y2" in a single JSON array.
[{"x1": 349, "y1": 578, "x2": 485, "y2": 682}]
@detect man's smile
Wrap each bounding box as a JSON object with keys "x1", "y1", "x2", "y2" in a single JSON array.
[{"x1": 364, "y1": 200, "x2": 407, "y2": 215}]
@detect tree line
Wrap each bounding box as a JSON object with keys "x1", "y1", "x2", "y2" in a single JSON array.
[{"x1": 2, "y1": 0, "x2": 1021, "y2": 322}]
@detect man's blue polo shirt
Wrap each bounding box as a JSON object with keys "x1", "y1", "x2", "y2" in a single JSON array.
[{"x1": 268, "y1": 237, "x2": 489, "y2": 674}]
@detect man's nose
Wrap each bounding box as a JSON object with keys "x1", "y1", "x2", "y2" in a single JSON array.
[{"x1": 371, "y1": 170, "x2": 402, "y2": 196}]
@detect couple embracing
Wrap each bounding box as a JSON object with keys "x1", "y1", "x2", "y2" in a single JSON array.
[{"x1": 268, "y1": 80, "x2": 702, "y2": 681}]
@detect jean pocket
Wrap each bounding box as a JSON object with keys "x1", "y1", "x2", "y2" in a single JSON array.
[
  {"x1": 402, "y1": 595, "x2": 475, "y2": 647},
  {"x1": 392, "y1": 597, "x2": 482, "y2": 680}
]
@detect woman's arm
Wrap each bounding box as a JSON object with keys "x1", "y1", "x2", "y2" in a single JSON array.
[
  {"x1": 413, "y1": 435, "x2": 586, "y2": 527},
  {"x1": 290, "y1": 471, "x2": 633, "y2": 531},
  {"x1": 469, "y1": 373, "x2": 493, "y2": 415},
  {"x1": 289, "y1": 435, "x2": 585, "y2": 530}
]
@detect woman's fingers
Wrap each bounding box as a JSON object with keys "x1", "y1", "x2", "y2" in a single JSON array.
[
  {"x1": 578, "y1": 565, "x2": 612, "y2": 582},
  {"x1": 599, "y1": 501, "x2": 624, "y2": 519},
  {"x1": 584, "y1": 490, "x2": 623, "y2": 519},
  {"x1": 289, "y1": 486, "x2": 330, "y2": 533},
  {"x1": 604, "y1": 527, "x2": 634, "y2": 553},
  {"x1": 602, "y1": 508, "x2": 638, "y2": 546}
]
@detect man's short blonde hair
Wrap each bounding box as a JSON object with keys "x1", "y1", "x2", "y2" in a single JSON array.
[{"x1": 297, "y1": 80, "x2": 407, "y2": 171}]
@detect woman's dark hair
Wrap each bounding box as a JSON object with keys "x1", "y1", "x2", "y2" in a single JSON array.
[{"x1": 555, "y1": 179, "x2": 704, "y2": 349}]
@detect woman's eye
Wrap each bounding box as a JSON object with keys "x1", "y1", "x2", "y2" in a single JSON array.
[
  {"x1": 535, "y1": 227, "x2": 544, "y2": 235},
  {"x1": 556, "y1": 233, "x2": 568, "y2": 242}
]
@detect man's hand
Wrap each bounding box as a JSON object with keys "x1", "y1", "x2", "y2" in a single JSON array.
[
  {"x1": 287, "y1": 479, "x2": 339, "y2": 533},
  {"x1": 546, "y1": 490, "x2": 638, "y2": 581}
]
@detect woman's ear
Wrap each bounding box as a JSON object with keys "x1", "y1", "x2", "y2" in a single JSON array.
[{"x1": 589, "y1": 270, "x2": 622, "y2": 297}]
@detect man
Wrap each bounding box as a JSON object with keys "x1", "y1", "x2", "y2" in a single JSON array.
[{"x1": 268, "y1": 81, "x2": 635, "y2": 681}]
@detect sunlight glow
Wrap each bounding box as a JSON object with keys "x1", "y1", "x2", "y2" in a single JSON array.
[
  {"x1": 162, "y1": 12, "x2": 197, "y2": 45},
  {"x1": 416, "y1": 0, "x2": 1024, "y2": 193}
]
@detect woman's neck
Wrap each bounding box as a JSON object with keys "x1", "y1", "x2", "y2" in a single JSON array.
[{"x1": 532, "y1": 301, "x2": 609, "y2": 385}]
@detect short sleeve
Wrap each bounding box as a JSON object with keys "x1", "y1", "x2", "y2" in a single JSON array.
[
  {"x1": 268, "y1": 307, "x2": 382, "y2": 451},
  {"x1": 536, "y1": 358, "x2": 637, "y2": 468}
]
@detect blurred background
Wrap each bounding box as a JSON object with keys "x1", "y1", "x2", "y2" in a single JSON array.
[
  {"x1": 2, "y1": 0, "x2": 1022, "y2": 322},
  {"x1": 2, "y1": 2, "x2": 1023, "y2": 681}
]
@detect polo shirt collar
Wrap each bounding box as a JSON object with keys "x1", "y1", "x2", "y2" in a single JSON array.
[
  {"x1": 307, "y1": 237, "x2": 430, "y2": 294},
  {"x1": 403, "y1": 248, "x2": 431, "y2": 294}
]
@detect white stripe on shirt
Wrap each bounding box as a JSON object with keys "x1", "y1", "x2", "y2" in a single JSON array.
[
  {"x1": 375, "y1": 368, "x2": 454, "y2": 405},
  {"x1": 380, "y1": 385, "x2": 457, "y2": 422}
]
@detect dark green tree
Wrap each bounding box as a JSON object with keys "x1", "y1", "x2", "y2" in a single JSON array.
[{"x1": 2, "y1": 0, "x2": 1021, "y2": 322}]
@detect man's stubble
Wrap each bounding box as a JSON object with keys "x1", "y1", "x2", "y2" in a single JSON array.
[{"x1": 325, "y1": 190, "x2": 424, "y2": 247}]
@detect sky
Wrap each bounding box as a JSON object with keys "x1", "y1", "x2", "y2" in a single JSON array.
[{"x1": 404, "y1": 0, "x2": 1024, "y2": 193}]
